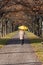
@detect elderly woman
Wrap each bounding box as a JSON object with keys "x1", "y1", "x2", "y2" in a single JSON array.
[{"x1": 19, "y1": 29, "x2": 25, "y2": 45}]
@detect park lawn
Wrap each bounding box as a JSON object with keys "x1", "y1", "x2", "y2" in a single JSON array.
[
  {"x1": 0, "y1": 31, "x2": 17, "y2": 48},
  {"x1": 27, "y1": 31, "x2": 43, "y2": 62}
]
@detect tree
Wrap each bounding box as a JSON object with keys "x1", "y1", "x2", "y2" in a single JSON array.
[{"x1": 0, "y1": 0, "x2": 43, "y2": 37}]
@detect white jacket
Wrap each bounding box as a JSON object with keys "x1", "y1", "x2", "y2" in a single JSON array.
[{"x1": 19, "y1": 30, "x2": 25, "y2": 40}]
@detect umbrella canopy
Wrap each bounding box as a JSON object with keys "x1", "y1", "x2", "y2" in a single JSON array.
[{"x1": 18, "y1": 25, "x2": 28, "y2": 30}]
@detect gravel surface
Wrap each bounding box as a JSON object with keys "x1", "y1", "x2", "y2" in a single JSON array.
[{"x1": 0, "y1": 32, "x2": 42, "y2": 65}]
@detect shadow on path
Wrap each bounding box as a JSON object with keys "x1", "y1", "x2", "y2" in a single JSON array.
[
  {"x1": 0, "y1": 62, "x2": 42, "y2": 65},
  {"x1": 6, "y1": 38, "x2": 30, "y2": 45}
]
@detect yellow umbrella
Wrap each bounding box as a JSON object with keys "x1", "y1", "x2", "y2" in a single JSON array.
[{"x1": 18, "y1": 25, "x2": 28, "y2": 30}]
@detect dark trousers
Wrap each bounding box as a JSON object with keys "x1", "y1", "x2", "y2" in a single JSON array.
[{"x1": 20, "y1": 39, "x2": 24, "y2": 45}]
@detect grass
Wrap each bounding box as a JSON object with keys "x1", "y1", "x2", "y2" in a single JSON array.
[
  {"x1": 26, "y1": 31, "x2": 43, "y2": 62},
  {"x1": 0, "y1": 45, "x2": 3, "y2": 48},
  {"x1": 0, "y1": 31, "x2": 17, "y2": 48},
  {"x1": 32, "y1": 43, "x2": 43, "y2": 62}
]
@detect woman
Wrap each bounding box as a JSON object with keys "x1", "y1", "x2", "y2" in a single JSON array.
[{"x1": 19, "y1": 29, "x2": 25, "y2": 45}]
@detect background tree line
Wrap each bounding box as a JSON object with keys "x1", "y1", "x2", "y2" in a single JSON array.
[{"x1": 0, "y1": 0, "x2": 43, "y2": 37}]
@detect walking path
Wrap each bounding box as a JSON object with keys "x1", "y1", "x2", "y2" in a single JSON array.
[{"x1": 0, "y1": 32, "x2": 42, "y2": 65}]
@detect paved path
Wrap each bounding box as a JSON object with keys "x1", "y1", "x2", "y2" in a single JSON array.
[{"x1": 0, "y1": 32, "x2": 42, "y2": 65}]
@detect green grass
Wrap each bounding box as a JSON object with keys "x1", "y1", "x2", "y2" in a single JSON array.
[
  {"x1": 26, "y1": 31, "x2": 43, "y2": 62},
  {"x1": 0, "y1": 39, "x2": 7, "y2": 45},
  {"x1": 0, "y1": 31, "x2": 17, "y2": 47}
]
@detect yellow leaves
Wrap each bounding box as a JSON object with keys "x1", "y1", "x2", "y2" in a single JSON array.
[{"x1": 37, "y1": 52, "x2": 43, "y2": 62}]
